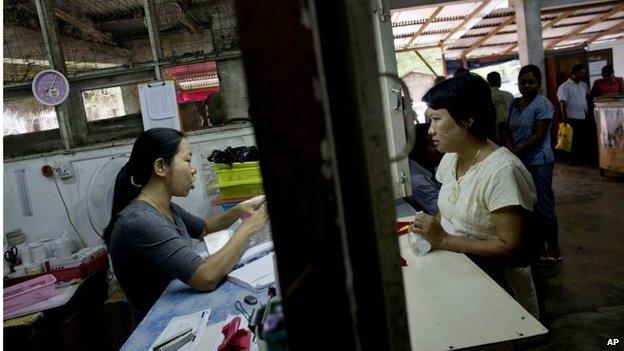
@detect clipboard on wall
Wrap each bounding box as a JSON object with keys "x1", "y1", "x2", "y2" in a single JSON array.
[{"x1": 138, "y1": 80, "x2": 182, "y2": 131}]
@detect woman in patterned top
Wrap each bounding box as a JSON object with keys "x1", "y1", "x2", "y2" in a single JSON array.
[{"x1": 504, "y1": 64, "x2": 560, "y2": 263}]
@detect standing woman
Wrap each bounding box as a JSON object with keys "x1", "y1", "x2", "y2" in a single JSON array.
[
  {"x1": 410, "y1": 73, "x2": 540, "y2": 317},
  {"x1": 105, "y1": 128, "x2": 268, "y2": 321},
  {"x1": 505, "y1": 65, "x2": 561, "y2": 262}
]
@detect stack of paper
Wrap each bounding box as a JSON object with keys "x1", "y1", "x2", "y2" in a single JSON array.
[
  {"x1": 228, "y1": 252, "x2": 275, "y2": 292},
  {"x1": 150, "y1": 309, "x2": 211, "y2": 351}
]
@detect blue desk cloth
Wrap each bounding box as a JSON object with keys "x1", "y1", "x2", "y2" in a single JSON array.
[
  {"x1": 122, "y1": 279, "x2": 266, "y2": 351},
  {"x1": 123, "y1": 201, "x2": 414, "y2": 350}
]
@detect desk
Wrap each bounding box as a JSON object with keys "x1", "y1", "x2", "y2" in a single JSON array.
[
  {"x1": 122, "y1": 280, "x2": 266, "y2": 351},
  {"x1": 125, "y1": 201, "x2": 546, "y2": 351},
  {"x1": 397, "y1": 200, "x2": 548, "y2": 350}
]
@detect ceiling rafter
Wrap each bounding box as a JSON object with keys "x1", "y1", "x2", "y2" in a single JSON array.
[
  {"x1": 54, "y1": 1, "x2": 117, "y2": 46},
  {"x1": 462, "y1": 15, "x2": 515, "y2": 58},
  {"x1": 545, "y1": 3, "x2": 624, "y2": 50},
  {"x1": 442, "y1": 1, "x2": 492, "y2": 44},
  {"x1": 584, "y1": 19, "x2": 624, "y2": 44},
  {"x1": 403, "y1": 6, "x2": 443, "y2": 49},
  {"x1": 503, "y1": 9, "x2": 575, "y2": 54}
]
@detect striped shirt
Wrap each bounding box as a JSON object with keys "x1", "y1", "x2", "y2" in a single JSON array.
[{"x1": 557, "y1": 78, "x2": 589, "y2": 120}]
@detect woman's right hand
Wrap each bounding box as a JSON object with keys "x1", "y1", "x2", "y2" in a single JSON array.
[{"x1": 239, "y1": 203, "x2": 269, "y2": 237}]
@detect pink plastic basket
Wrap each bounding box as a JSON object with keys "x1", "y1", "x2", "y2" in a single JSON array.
[{"x1": 3, "y1": 274, "x2": 58, "y2": 314}]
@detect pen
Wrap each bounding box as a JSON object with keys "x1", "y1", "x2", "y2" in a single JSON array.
[{"x1": 152, "y1": 327, "x2": 193, "y2": 351}]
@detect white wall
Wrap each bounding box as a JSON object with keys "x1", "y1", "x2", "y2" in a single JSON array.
[
  {"x1": 589, "y1": 39, "x2": 624, "y2": 78},
  {"x1": 3, "y1": 127, "x2": 256, "y2": 249}
]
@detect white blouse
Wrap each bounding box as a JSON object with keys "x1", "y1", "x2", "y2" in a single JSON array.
[{"x1": 436, "y1": 147, "x2": 536, "y2": 240}]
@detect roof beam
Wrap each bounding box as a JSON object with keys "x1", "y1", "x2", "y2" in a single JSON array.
[
  {"x1": 585, "y1": 19, "x2": 624, "y2": 45},
  {"x1": 545, "y1": 3, "x2": 624, "y2": 50},
  {"x1": 54, "y1": 2, "x2": 117, "y2": 45},
  {"x1": 403, "y1": 6, "x2": 443, "y2": 49},
  {"x1": 461, "y1": 15, "x2": 514, "y2": 58},
  {"x1": 503, "y1": 9, "x2": 575, "y2": 54},
  {"x1": 442, "y1": 0, "x2": 506, "y2": 46}
]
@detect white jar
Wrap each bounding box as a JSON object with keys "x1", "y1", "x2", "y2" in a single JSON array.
[
  {"x1": 29, "y1": 242, "x2": 48, "y2": 263},
  {"x1": 18, "y1": 243, "x2": 32, "y2": 265},
  {"x1": 41, "y1": 238, "x2": 55, "y2": 258}
]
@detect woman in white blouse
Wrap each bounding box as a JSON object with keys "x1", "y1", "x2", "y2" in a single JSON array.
[{"x1": 410, "y1": 73, "x2": 540, "y2": 318}]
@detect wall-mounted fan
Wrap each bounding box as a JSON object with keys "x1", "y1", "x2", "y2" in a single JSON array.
[{"x1": 87, "y1": 155, "x2": 128, "y2": 237}]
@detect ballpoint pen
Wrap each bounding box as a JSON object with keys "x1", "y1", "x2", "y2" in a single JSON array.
[{"x1": 152, "y1": 327, "x2": 194, "y2": 351}]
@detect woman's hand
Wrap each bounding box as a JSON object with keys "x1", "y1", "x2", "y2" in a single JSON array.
[
  {"x1": 232, "y1": 195, "x2": 266, "y2": 217},
  {"x1": 239, "y1": 203, "x2": 269, "y2": 237},
  {"x1": 410, "y1": 212, "x2": 447, "y2": 249}
]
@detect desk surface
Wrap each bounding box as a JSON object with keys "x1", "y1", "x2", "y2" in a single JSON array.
[
  {"x1": 122, "y1": 278, "x2": 266, "y2": 351},
  {"x1": 397, "y1": 213, "x2": 548, "y2": 350}
]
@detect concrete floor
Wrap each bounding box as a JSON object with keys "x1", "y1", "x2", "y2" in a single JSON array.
[{"x1": 529, "y1": 163, "x2": 624, "y2": 350}]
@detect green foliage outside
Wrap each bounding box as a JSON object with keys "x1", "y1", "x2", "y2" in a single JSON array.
[{"x1": 396, "y1": 48, "x2": 444, "y2": 78}]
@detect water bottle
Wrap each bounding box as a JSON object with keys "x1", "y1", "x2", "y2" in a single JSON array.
[{"x1": 408, "y1": 231, "x2": 431, "y2": 256}]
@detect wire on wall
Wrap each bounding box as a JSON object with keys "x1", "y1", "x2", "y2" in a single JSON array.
[{"x1": 52, "y1": 176, "x2": 92, "y2": 246}]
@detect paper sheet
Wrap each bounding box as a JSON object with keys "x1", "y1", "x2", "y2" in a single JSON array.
[
  {"x1": 150, "y1": 309, "x2": 211, "y2": 351},
  {"x1": 228, "y1": 252, "x2": 275, "y2": 292}
]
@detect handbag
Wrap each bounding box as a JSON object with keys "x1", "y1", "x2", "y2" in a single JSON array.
[{"x1": 555, "y1": 122, "x2": 573, "y2": 152}]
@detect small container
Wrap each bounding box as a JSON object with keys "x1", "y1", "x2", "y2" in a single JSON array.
[
  {"x1": 29, "y1": 243, "x2": 48, "y2": 263},
  {"x1": 41, "y1": 238, "x2": 55, "y2": 258},
  {"x1": 6, "y1": 229, "x2": 26, "y2": 246},
  {"x1": 408, "y1": 231, "x2": 431, "y2": 256},
  {"x1": 52, "y1": 238, "x2": 72, "y2": 258},
  {"x1": 12, "y1": 264, "x2": 26, "y2": 276},
  {"x1": 25, "y1": 263, "x2": 43, "y2": 275},
  {"x1": 18, "y1": 243, "x2": 32, "y2": 265}
]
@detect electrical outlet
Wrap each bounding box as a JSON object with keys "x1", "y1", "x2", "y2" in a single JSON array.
[{"x1": 55, "y1": 162, "x2": 75, "y2": 179}]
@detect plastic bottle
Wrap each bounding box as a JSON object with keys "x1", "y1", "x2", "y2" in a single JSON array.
[{"x1": 408, "y1": 231, "x2": 431, "y2": 256}]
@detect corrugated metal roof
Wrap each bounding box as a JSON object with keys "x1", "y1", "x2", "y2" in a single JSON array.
[{"x1": 392, "y1": 1, "x2": 624, "y2": 59}]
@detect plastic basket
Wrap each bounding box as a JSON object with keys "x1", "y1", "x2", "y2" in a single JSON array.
[
  {"x1": 45, "y1": 252, "x2": 108, "y2": 282},
  {"x1": 215, "y1": 162, "x2": 262, "y2": 186},
  {"x1": 219, "y1": 182, "x2": 264, "y2": 199},
  {"x1": 3, "y1": 274, "x2": 58, "y2": 314}
]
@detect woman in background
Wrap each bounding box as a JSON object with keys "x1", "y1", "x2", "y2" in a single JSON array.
[
  {"x1": 410, "y1": 73, "x2": 540, "y2": 317},
  {"x1": 105, "y1": 128, "x2": 268, "y2": 321},
  {"x1": 505, "y1": 64, "x2": 560, "y2": 262}
]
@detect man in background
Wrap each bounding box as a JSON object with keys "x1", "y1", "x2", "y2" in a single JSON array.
[
  {"x1": 405, "y1": 124, "x2": 442, "y2": 215},
  {"x1": 557, "y1": 64, "x2": 593, "y2": 165},
  {"x1": 487, "y1": 71, "x2": 514, "y2": 144}
]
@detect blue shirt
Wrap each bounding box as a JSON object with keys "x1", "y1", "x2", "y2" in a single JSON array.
[
  {"x1": 405, "y1": 160, "x2": 440, "y2": 215},
  {"x1": 508, "y1": 95, "x2": 555, "y2": 166}
]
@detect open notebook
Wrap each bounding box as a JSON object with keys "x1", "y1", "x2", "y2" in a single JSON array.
[{"x1": 203, "y1": 225, "x2": 275, "y2": 292}]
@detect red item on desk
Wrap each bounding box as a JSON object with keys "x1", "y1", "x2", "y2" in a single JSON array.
[
  {"x1": 397, "y1": 221, "x2": 411, "y2": 266},
  {"x1": 217, "y1": 316, "x2": 251, "y2": 351}
]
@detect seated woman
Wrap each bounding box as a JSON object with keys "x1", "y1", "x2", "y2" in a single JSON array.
[
  {"x1": 410, "y1": 73, "x2": 540, "y2": 317},
  {"x1": 105, "y1": 128, "x2": 268, "y2": 322}
]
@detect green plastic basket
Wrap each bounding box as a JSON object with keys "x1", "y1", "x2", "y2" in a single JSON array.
[
  {"x1": 215, "y1": 162, "x2": 262, "y2": 186},
  {"x1": 219, "y1": 181, "x2": 264, "y2": 199}
]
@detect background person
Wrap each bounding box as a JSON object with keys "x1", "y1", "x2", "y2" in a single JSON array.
[
  {"x1": 505, "y1": 64, "x2": 560, "y2": 262},
  {"x1": 557, "y1": 64, "x2": 593, "y2": 164},
  {"x1": 105, "y1": 128, "x2": 269, "y2": 322},
  {"x1": 591, "y1": 64, "x2": 624, "y2": 97},
  {"x1": 487, "y1": 71, "x2": 514, "y2": 144},
  {"x1": 411, "y1": 73, "x2": 540, "y2": 317}
]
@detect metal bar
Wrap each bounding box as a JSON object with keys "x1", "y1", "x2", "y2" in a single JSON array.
[
  {"x1": 143, "y1": 0, "x2": 164, "y2": 80},
  {"x1": 462, "y1": 15, "x2": 515, "y2": 58},
  {"x1": 414, "y1": 49, "x2": 438, "y2": 75},
  {"x1": 34, "y1": 0, "x2": 73, "y2": 149}
]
